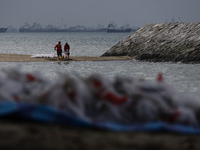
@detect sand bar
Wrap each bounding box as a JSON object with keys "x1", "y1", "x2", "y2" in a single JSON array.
[{"x1": 0, "y1": 53, "x2": 132, "y2": 62}]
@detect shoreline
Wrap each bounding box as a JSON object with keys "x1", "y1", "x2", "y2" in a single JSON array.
[{"x1": 0, "y1": 53, "x2": 132, "y2": 62}]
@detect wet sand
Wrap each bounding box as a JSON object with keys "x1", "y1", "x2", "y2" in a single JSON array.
[{"x1": 0, "y1": 53, "x2": 132, "y2": 62}]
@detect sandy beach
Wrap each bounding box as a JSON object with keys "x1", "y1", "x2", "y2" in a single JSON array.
[
  {"x1": 0, "y1": 53, "x2": 200, "y2": 150},
  {"x1": 0, "y1": 120, "x2": 199, "y2": 150},
  {"x1": 0, "y1": 53, "x2": 132, "y2": 62}
]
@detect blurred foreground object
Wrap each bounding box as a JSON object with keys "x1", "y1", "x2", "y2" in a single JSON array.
[{"x1": 0, "y1": 67, "x2": 200, "y2": 133}]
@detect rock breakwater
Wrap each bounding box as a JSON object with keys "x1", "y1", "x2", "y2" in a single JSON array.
[{"x1": 101, "y1": 23, "x2": 200, "y2": 63}]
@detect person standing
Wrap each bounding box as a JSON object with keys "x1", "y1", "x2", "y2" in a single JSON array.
[
  {"x1": 64, "y1": 42, "x2": 70, "y2": 59},
  {"x1": 54, "y1": 41, "x2": 63, "y2": 60}
]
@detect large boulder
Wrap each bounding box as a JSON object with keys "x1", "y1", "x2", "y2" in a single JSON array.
[{"x1": 101, "y1": 23, "x2": 200, "y2": 63}]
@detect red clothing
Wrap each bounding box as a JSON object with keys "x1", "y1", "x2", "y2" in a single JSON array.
[
  {"x1": 64, "y1": 44, "x2": 70, "y2": 52},
  {"x1": 55, "y1": 44, "x2": 62, "y2": 52}
]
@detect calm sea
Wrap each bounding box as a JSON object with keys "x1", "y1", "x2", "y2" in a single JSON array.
[{"x1": 0, "y1": 32, "x2": 200, "y2": 95}]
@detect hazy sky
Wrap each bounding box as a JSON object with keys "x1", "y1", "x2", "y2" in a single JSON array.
[{"x1": 1, "y1": 0, "x2": 200, "y2": 28}]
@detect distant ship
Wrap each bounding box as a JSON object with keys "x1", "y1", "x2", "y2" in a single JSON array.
[
  {"x1": 107, "y1": 22, "x2": 131, "y2": 33},
  {"x1": 19, "y1": 22, "x2": 56, "y2": 32},
  {"x1": 19, "y1": 22, "x2": 107, "y2": 33},
  {"x1": 0, "y1": 28, "x2": 8, "y2": 33},
  {"x1": 6, "y1": 26, "x2": 18, "y2": 32}
]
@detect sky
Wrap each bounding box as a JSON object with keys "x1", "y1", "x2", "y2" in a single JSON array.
[{"x1": 0, "y1": 0, "x2": 200, "y2": 29}]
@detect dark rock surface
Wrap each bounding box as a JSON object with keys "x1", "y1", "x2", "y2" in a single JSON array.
[{"x1": 101, "y1": 23, "x2": 200, "y2": 63}]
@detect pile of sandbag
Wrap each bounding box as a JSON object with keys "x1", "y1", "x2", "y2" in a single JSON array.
[
  {"x1": 31, "y1": 54, "x2": 57, "y2": 58},
  {"x1": 0, "y1": 67, "x2": 200, "y2": 127}
]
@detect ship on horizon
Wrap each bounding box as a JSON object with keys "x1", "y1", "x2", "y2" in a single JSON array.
[
  {"x1": 19, "y1": 22, "x2": 138, "y2": 33},
  {"x1": 19, "y1": 22, "x2": 107, "y2": 33},
  {"x1": 0, "y1": 27, "x2": 8, "y2": 33},
  {"x1": 19, "y1": 22, "x2": 56, "y2": 32},
  {"x1": 107, "y1": 22, "x2": 132, "y2": 33}
]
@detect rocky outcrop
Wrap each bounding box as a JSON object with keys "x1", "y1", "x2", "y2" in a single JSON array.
[{"x1": 101, "y1": 23, "x2": 200, "y2": 63}]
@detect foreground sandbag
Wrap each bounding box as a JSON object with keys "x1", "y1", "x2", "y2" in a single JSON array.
[
  {"x1": 0, "y1": 67, "x2": 200, "y2": 133},
  {"x1": 31, "y1": 54, "x2": 57, "y2": 58}
]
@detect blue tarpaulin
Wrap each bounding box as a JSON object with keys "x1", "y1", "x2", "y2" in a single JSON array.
[{"x1": 0, "y1": 101, "x2": 200, "y2": 134}]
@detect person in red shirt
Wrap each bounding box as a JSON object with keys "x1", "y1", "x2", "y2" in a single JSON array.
[
  {"x1": 54, "y1": 41, "x2": 63, "y2": 60},
  {"x1": 64, "y1": 42, "x2": 70, "y2": 59}
]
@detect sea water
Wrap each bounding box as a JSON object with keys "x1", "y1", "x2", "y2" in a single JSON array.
[{"x1": 0, "y1": 32, "x2": 200, "y2": 95}]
